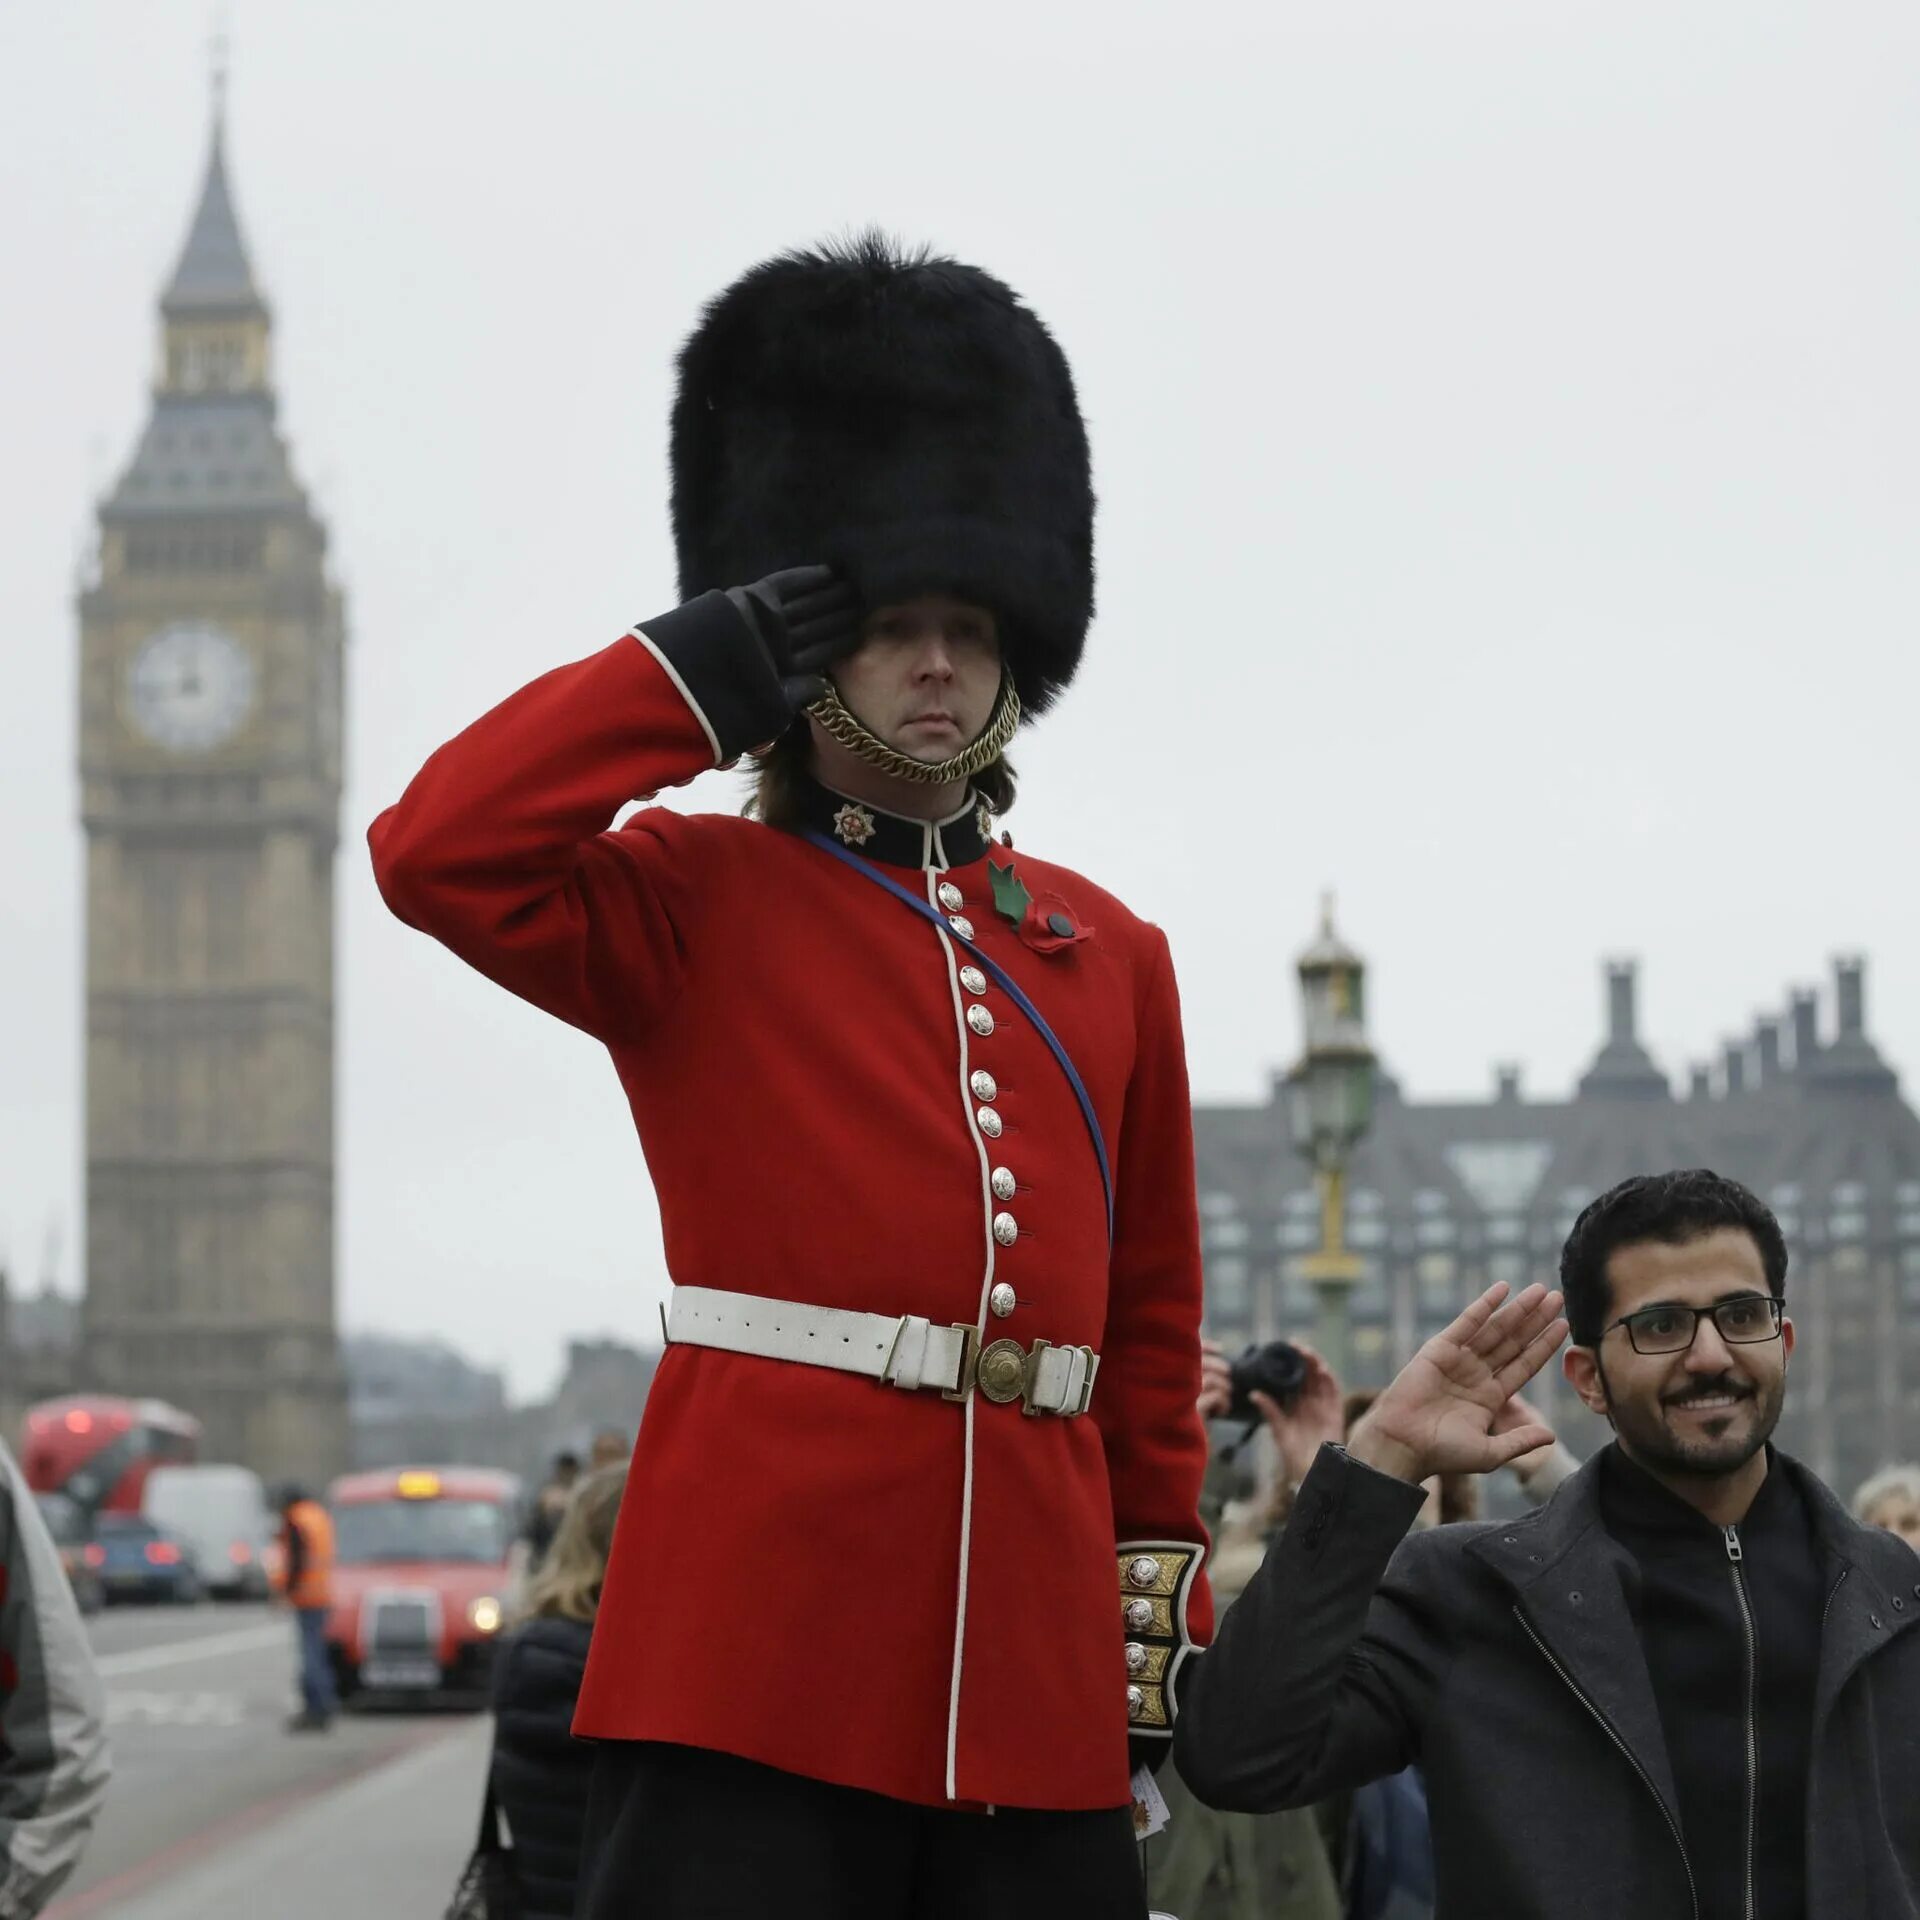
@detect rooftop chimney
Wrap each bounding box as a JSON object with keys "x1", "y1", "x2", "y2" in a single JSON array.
[
  {"x1": 1688, "y1": 1063, "x2": 1712, "y2": 1101},
  {"x1": 1754, "y1": 1018, "x2": 1781, "y2": 1085},
  {"x1": 1804, "y1": 954, "x2": 1897, "y2": 1092},
  {"x1": 1790, "y1": 990, "x2": 1819, "y2": 1068},
  {"x1": 1607, "y1": 960, "x2": 1637, "y2": 1043},
  {"x1": 1836, "y1": 955, "x2": 1866, "y2": 1038},
  {"x1": 1722, "y1": 1039, "x2": 1747, "y2": 1096},
  {"x1": 1495, "y1": 1064, "x2": 1521, "y2": 1104},
  {"x1": 1577, "y1": 957, "x2": 1670, "y2": 1101}
]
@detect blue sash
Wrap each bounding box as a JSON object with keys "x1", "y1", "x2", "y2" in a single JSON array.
[{"x1": 801, "y1": 830, "x2": 1114, "y2": 1242}]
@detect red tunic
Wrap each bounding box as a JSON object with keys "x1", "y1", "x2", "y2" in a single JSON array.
[{"x1": 368, "y1": 605, "x2": 1212, "y2": 1811}]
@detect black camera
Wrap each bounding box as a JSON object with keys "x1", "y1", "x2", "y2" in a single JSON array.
[{"x1": 1225, "y1": 1340, "x2": 1308, "y2": 1423}]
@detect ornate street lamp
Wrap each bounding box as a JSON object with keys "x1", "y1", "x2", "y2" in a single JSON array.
[{"x1": 1285, "y1": 897, "x2": 1377, "y2": 1384}]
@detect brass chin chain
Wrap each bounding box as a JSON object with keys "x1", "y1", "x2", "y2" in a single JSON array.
[{"x1": 805, "y1": 674, "x2": 1021, "y2": 786}]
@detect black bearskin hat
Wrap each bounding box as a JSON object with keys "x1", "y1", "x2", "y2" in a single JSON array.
[{"x1": 671, "y1": 233, "x2": 1094, "y2": 713}]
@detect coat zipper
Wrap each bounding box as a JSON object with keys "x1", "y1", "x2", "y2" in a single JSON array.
[
  {"x1": 1724, "y1": 1525, "x2": 1758, "y2": 1920},
  {"x1": 1514, "y1": 1606, "x2": 1700, "y2": 1920}
]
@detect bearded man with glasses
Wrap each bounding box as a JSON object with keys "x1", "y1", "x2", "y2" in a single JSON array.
[{"x1": 1176, "y1": 1167, "x2": 1920, "y2": 1920}]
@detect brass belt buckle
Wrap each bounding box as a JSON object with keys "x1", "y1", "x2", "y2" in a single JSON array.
[{"x1": 976, "y1": 1336, "x2": 1031, "y2": 1406}]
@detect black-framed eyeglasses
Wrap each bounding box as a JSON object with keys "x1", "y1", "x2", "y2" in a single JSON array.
[{"x1": 1604, "y1": 1294, "x2": 1784, "y2": 1356}]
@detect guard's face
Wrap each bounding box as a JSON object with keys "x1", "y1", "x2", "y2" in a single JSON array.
[
  {"x1": 831, "y1": 597, "x2": 1002, "y2": 761},
  {"x1": 1563, "y1": 1228, "x2": 1793, "y2": 1480}
]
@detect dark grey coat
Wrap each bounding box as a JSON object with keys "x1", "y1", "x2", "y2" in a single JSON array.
[{"x1": 1174, "y1": 1444, "x2": 1920, "y2": 1920}]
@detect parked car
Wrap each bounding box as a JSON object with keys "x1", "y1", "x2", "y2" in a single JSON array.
[
  {"x1": 143, "y1": 1463, "x2": 274, "y2": 1600},
  {"x1": 32, "y1": 1490, "x2": 105, "y2": 1615},
  {"x1": 92, "y1": 1511, "x2": 203, "y2": 1605},
  {"x1": 324, "y1": 1467, "x2": 519, "y2": 1706}
]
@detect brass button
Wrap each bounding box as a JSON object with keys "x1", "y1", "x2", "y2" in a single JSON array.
[
  {"x1": 976, "y1": 1338, "x2": 1028, "y2": 1404},
  {"x1": 976, "y1": 1107, "x2": 1003, "y2": 1139},
  {"x1": 1126, "y1": 1685, "x2": 1145, "y2": 1721},
  {"x1": 1124, "y1": 1597, "x2": 1154, "y2": 1632},
  {"x1": 967, "y1": 1005, "x2": 995, "y2": 1037},
  {"x1": 991, "y1": 1167, "x2": 1016, "y2": 1201},
  {"x1": 959, "y1": 965, "x2": 987, "y2": 995},
  {"x1": 989, "y1": 1282, "x2": 1017, "y2": 1319},
  {"x1": 970, "y1": 1070, "x2": 998, "y2": 1102},
  {"x1": 938, "y1": 882, "x2": 965, "y2": 912},
  {"x1": 1125, "y1": 1642, "x2": 1150, "y2": 1675},
  {"x1": 948, "y1": 914, "x2": 975, "y2": 941},
  {"x1": 992, "y1": 1211, "x2": 1019, "y2": 1247},
  {"x1": 1127, "y1": 1555, "x2": 1161, "y2": 1590}
]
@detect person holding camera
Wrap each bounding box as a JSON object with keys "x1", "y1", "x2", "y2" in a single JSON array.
[
  {"x1": 1176, "y1": 1169, "x2": 1920, "y2": 1920},
  {"x1": 371, "y1": 235, "x2": 1213, "y2": 1920}
]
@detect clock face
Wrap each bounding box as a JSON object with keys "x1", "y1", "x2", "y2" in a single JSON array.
[{"x1": 127, "y1": 622, "x2": 256, "y2": 753}]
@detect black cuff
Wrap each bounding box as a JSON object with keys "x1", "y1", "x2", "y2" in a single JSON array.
[{"x1": 634, "y1": 590, "x2": 793, "y2": 764}]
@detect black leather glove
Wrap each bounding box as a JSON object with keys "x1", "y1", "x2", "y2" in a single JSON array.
[
  {"x1": 637, "y1": 566, "x2": 863, "y2": 764},
  {"x1": 725, "y1": 565, "x2": 862, "y2": 708}
]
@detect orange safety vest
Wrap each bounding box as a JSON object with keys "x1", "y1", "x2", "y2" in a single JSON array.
[{"x1": 278, "y1": 1499, "x2": 335, "y2": 1608}]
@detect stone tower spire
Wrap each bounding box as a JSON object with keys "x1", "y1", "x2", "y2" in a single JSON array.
[{"x1": 161, "y1": 104, "x2": 264, "y2": 319}]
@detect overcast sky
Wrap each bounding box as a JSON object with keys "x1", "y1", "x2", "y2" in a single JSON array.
[{"x1": 3, "y1": 2, "x2": 1915, "y2": 1399}]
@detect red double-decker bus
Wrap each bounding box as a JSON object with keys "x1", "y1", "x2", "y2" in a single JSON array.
[{"x1": 19, "y1": 1395, "x2": 202, "y2": 1516}]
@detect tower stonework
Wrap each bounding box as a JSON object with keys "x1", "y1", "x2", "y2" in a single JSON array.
[{"x1": 78, "y1": 114, "x2": 347, "y2": 1482}]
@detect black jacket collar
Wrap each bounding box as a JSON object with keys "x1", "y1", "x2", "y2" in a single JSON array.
[
  {"x1": 783, "y1": 772, "x2": 994, "y2": 871},
  {"x1": 1596, "y1": 1441, "x2": 1798, "y2": 1545}
]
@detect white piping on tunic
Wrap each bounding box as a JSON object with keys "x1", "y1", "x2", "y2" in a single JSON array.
[
  {"x1": 928, "y1": 863, "x2": 999, "y2": 1802},
  {"x1": 628, "y1": 627, "x2": 723, "y2": 766}
]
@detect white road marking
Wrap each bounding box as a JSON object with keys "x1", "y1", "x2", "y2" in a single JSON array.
[
  {"x1": 94, "y1": 1623, "x2": 288, "y2": 1677},
  {"x1": 109, "y1": 1690, "x2": 246, "y2": 1727}
]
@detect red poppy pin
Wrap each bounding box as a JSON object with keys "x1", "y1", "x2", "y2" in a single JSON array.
[{"x1": 989, "y1": 858, "x2": 1091, "y2": 955}]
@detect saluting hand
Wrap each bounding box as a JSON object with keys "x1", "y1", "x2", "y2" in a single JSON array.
[
  {"x1": 1347, "y1": 1281, "x2": 1568, "y2": 1487},
  {"x1": 725, "y1": 565, "x2": 863, "y2": 708}
]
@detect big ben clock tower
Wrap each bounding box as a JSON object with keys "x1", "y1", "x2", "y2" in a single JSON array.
[{"x1": 78, "y1": 103, "x2": 348, "y2": 1482}]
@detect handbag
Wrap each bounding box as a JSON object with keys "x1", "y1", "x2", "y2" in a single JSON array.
[{"x1": 444, "y1": 1775, "x2": 524, "y2": 1920}]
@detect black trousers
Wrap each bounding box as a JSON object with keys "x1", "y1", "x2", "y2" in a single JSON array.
[{"x1": 575, "y1": 1740, "x2": 1149, "y2": 1920}]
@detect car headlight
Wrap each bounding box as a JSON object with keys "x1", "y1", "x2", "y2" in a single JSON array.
[{"x1": 467, "y1": 1595, "x2": 502, "y2": 1634}]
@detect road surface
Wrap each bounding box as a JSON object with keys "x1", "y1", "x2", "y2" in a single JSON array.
[{"x1": 46, "y1": 1601, "x2": 490, "y2": 1919}]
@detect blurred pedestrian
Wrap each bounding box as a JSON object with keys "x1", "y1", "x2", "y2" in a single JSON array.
[
  {"x1": 489, "y1": 1465, "x2": 626, "y2": 1920},
  {"x1": 1853, "y1": 1462, "x2": 1920, "y2": 1553},
  {"x1": 523, "y1": 1451, "x2": 581, "y2": 1570},
  {"x1": 1180, "y1": 1168, "x2": 1920, "y2": 1918},
  {"x1": 0, "y1": 1437, "x2": 110, "y2": 1917},
  {"x1": 271, "y1": 1483, "x2": 338, "y2": 1732},
  {"x1": 586, "y1": 1430, "x2": 629, "y2": 1474}
]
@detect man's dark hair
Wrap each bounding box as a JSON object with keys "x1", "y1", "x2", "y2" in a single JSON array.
[
  {"x1": 553, "y1": 1451, "x2": 580, "y2": 1474},
  {"x1": 1559, "y1": 1168, "x2": 1789, "y2": 1345}
]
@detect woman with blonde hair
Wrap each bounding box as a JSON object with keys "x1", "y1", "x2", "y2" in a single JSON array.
[{"x1": 489, "y1": 1463, "x2": 625, "y2": 1919}]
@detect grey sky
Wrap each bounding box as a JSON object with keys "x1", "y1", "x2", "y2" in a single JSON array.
[{"x1": 3, "y1": 2, "x2": 1915, "y2": 1400}]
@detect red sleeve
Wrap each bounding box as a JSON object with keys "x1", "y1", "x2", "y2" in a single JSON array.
[
  {"x1": 367, "y1": 598, "x2": 788, "y2": 1045},
  {"x1": 1095, "y1": 927, "x2": 1215, "y2": 1650}
]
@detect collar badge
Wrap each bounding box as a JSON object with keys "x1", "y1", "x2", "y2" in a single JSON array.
[{"x1": 831, "y1": 802, "x2": 877, "y2": 848}]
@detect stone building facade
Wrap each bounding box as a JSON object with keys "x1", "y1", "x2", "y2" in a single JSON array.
[{"x1": 1194, "y1": 954, "x2": 1920, "y2": 1501}]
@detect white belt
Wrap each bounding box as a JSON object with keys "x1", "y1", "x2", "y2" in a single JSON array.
[{"x1": 665, "y1": 1286, "x2": 1099, "y2": 1417}]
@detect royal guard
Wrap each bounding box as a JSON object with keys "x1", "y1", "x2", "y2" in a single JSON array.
[{"x1": 370, "y1": 234, "x2": 1212, "y2": 1918}]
